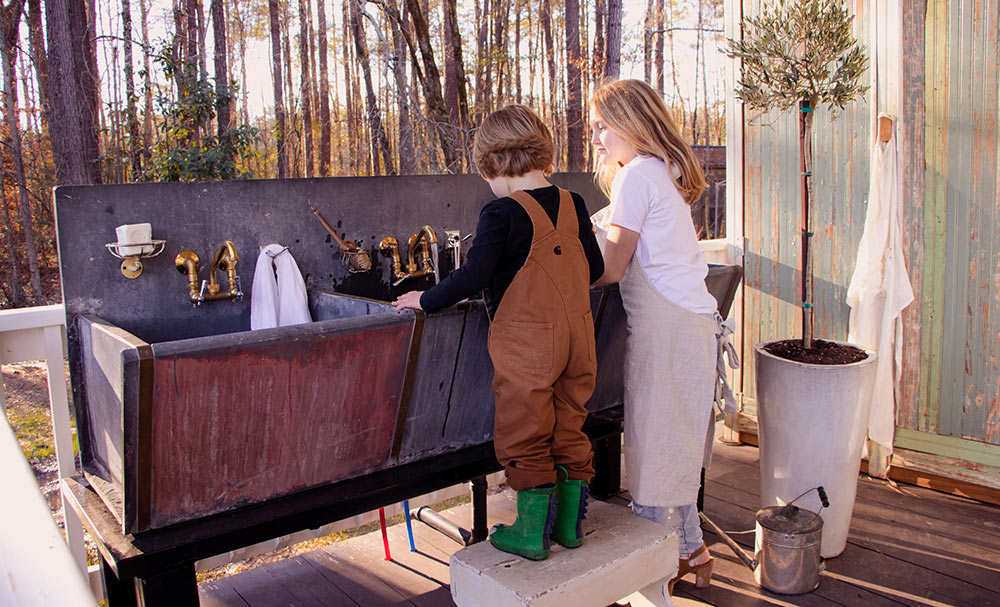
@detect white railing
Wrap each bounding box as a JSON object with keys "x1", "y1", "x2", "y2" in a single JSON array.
[{"x1": 0, "y1": 304, "x2": 94, "y2": 601}]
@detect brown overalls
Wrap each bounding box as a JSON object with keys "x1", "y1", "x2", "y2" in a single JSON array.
[{"x1": 487, "y1": 188, "x2": 597, "y2": 491}]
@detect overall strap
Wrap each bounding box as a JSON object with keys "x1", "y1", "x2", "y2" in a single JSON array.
[
  {"x1": 509, "y1": 190, "x2": 556, "y2": 242},
  {"x1": 554, "y1": 187, "x2": 579, "y2": 235}
]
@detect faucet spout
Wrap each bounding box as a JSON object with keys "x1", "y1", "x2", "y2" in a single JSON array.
[
  {"x1": 207, "y1": 240, "x2": 239, "y2": 296},
  {"x1": 406, "y1": 226, "x2": 438, "y2": 275}
]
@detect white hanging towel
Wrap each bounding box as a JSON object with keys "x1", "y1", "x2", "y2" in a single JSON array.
[
  {"x1": 846, "y1": 131, "x2": 914, "y2": 464},
  {"x1": 251, "y1": 244, "x2": 312, "y2": 330}
]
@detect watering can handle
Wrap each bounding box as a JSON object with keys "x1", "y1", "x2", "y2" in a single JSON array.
[{"x1": 817, "y1": 486, "x2": 830, "y2": 508}]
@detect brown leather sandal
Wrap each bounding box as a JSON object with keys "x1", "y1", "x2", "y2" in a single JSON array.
[{"x1": 667, "y1": 543, "x2": 714, "y2": 594}]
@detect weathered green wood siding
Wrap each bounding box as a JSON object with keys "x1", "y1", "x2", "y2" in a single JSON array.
[
  {"x1": 898, "y1": 0, "x2": 1000, "y2": 446},
  {"x1": 741, "y1": 0, "x2": 872, "y2": 405}
]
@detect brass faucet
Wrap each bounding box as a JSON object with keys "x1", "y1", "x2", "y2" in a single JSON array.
[
  {"x1": 174, "y1": 240, "x2": 243, "y2": 306},
  {"x1": 406, "y1": 226, "x2": 438, "y2": 277},
  {"x1": 379, "y1": 237, "x2": 408, "y2": 286},
  {"x1": 380, "y1": 226, "x2": 439, "y2": 287}
]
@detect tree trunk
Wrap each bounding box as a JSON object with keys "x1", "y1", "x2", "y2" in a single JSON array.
[
  {"x1": 349, "y1": 0, "x2": 393, "y2": 174},
  {"x1": 317, "y1": 0, "x2": 331, "y2": 175},
  {"x1": 565, "y1": 0, "x2": 582, "y2": 171},
  {"x1": 443, "y1": 0, "x2": 469, "y2": 165},
  {"x1": 604, "y1": 0, "x2": 621, "y2": 82},
  {"x1": 211, "y1": 0, "x2": 232, "y2": 175},
  {"x1": 2, "y1": 0, "x2": 42, "y2": 302},
  {"x1": 45, "y1": 0, "x2": 102, "y2": 185},
  {"x1": 643, "y1": 0, "x2": 652, "y2": 82},
  {"x1": 654, "y1": 0, "x2": 664, "y2": 95},
  {"x1": 389, "y1": 0, "x2": 416, "y2": 174},
  {"x1": 492, "y1": 0, "x2": 509, "y2": 103},
  {"x1": 1, "y1": 178, "x2": 23, "y2": 306},
  {"x1": 299, "y1": 0, "x2": 314, "y2": 176},
  {"x1": 140, "y1": 0, "x2": 153, "y2": 155},
  {"x1": 800, "y1": 98, "x2": 814, "y2": 348},
  {"x1": 405, "y1": 0, "x2": 457, "y2": 170},
  {"x1": 121, "y1": 0, "x2": 141, "y2": 178},
  {"x1": 540, "y1": 0, "x2": 555, "y2": 128},
  {"x1": 196, "y1": 0, "x2": 207, "y2": 78},
  {"x1": 26, "y1": 0, "x2": 48, "y2": 125},
  {"x1": 593, "y1": 0, "x2": 604, "y2": 84},
  {"x1": 474, "y1": 0, "x2": 488, "y2": 124},
  {"x1": 268, "y1": 0, "x2": 288, "y2": 177}
]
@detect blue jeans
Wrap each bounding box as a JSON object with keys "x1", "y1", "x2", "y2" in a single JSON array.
[{"x1": 632, "y1": 502, "x2": 703, "y2": 558}]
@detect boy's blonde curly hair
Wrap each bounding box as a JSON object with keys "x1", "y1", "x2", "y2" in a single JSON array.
[{"x1": 473, "y1": 105, "x2": 554, "y2": 179}]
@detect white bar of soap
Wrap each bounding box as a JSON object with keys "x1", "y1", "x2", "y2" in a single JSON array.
[{"x1": 115, "y1": 223, "x2": 152, "y2": 256}]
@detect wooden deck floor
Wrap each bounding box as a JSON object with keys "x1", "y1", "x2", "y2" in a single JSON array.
[{"x1": 198, "y1": 440, "x2": 1000, "y2": 606}]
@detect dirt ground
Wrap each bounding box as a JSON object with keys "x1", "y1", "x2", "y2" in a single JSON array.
[{"x1": 2, "y1": 360, "x2": 468, "y2": 584}]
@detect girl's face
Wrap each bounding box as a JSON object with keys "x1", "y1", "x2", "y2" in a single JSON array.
[{"x1": 590, "y1": 107, "x2": 638, "y2": 167}]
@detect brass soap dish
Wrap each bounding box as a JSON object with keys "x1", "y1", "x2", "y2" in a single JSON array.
[{"x1": 105, "y1": 240, "x2": 167, "y2": 278}]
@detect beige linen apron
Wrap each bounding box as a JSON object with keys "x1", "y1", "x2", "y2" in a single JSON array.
[{"x1": 619, "y1": 256, "x2": 717, "y2": 508}]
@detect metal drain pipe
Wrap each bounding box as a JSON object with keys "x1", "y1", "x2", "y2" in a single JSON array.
[{"x1": 413, "y1": 507, "x2": 472, "y2": 546}]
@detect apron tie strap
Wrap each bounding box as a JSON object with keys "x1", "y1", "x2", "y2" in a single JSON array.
[{"x1": 714, "y1": 313, "x2": 740, "y2": 415}]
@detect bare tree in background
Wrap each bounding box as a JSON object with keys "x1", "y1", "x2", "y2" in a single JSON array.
[
  {"x1": 26, "y1": 0, "x2": 48, "y2": 126},
  {"x1": 349, "y1": 0, "x2": 393, "y2": 174},
  {"x1": 592, "y1": 0, "x2": 604, "y2": 84},
  {"x1": 122, "y1": 0, "x2": 141, "y2": 177},
  {"x1": 46, "y1": 0, "x2": 102, "y2": 185},
  {"x1": 317, "y1": 0, "x2": 331, "y2": 175},
  {"x1": 299, "y1": 0, "x2": 314, "y2": 176},
  {"x1": 1, "y1": 0, "x2": 41, "y2": 302},
  {"x1": 604, "y1": 0, "x2": 621, "y2": 82},
  {"x1": 389, "y1": 0, "x2": 416, "y2": 173},
  {"x1": 404, "y1": 0, "x2": 459, "y2": 170},
  {"x1": 212, "y1": 0, "x2": 233, "y2": 174},
  {"x1": 565, "y1": 0, "x2": 582, "y2": 171},
  {"x1": 268, "y1": 0, "x2": 288, "y2": 177},
  {"x1": 140, "y1": 0, "x2": 153, "y2": 153}
]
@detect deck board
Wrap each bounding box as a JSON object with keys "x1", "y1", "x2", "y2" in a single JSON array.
[{"x1": 199, "y1": 441, "x2": 1000, "y2": 607}]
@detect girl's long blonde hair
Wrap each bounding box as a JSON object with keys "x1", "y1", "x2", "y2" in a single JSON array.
[{"x1": 591, "y1": 79, "x2": 706, "y2": 206}]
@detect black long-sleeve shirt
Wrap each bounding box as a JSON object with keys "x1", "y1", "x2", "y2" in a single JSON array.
[{"x1": 420, "y1": 186, "x2": 605, "y2": 317}]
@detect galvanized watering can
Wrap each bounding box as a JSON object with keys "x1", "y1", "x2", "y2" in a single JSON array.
[{"x1": 701, "y1": 486, "x2": 829, "y2": 595}]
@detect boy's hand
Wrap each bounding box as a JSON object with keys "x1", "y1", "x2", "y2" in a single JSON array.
[{"x1": 393, "y1": 290, "x2": 424, "y2": 311}]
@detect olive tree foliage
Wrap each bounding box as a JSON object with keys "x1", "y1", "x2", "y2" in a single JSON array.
[
  {"x1": 726, "y1": 0, "x2": 867, "y2": 116},
  {"x1": 726, "y1": 0, "x2": 867, "y2": 348}
]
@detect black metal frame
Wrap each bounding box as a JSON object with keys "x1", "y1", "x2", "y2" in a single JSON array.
[{"x1": 64, "y1": 410, "x2": 623, "y2": 607}]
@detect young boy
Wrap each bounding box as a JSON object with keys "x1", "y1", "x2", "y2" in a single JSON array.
[{"x1": 393, "y1": 105, "x2": 604, "y2": 560}]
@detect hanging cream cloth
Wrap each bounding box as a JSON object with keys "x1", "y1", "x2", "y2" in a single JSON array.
[
  {"x1": 846, "y1": 130, "x2": 914, "y2": 470},
  {"x1": 251, "y1": 244, "x2": 312, "y2": 330},
  {"x1": 618, "y1": 257, "x2": 717, "y2": 508}
]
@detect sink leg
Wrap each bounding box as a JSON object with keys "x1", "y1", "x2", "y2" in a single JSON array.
[
  {"x1": 100, "y1": 552, "x2": 137, "y2": 607},
  {"x1": 471, "y1": 476, "x2": 488, "y2": 544},
  {"x1": 590, "y1": 433, "x2": 622, "y2": 498},
  {"x1": 134, "y1": 563, "x2": 199, "y2": 607}
]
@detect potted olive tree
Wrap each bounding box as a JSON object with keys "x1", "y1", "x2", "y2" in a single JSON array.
[{"x1": 727, "y1": 0, "x2": 875, "y2": 559}]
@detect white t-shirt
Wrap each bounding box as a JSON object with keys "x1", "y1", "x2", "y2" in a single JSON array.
[{"x1": 608, "y1": 155, "x2": 718, "y2": 315}]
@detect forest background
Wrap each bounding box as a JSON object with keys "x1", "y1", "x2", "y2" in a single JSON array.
[{"x1": 0, "y1": 0, "x2": 725, "y2": 309}]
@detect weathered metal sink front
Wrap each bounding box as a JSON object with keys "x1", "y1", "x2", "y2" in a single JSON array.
[{"x1": 76, "y1": 287, "x2": 624, "y2": 534}]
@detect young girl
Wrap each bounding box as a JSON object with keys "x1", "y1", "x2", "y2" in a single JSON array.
[
  {"x1": 590, "y1": 79, "x2": 717, "y2": 592},
  {"x1": 394, "y1": 104, "x2": 604, "y2": 561}
]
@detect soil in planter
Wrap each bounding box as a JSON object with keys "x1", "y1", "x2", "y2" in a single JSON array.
[{"x1": 763, "y1": 339, "x2": 868, "y2": 365}]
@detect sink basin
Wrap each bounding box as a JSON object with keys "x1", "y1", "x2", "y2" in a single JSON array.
[{"x1": 76, "y1": 288, "x2": 626, "y2": 534}]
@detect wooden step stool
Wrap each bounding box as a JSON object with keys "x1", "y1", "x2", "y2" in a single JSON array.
[{"x1": 450, "y1": 499, "x2": 679, "y2": 607}]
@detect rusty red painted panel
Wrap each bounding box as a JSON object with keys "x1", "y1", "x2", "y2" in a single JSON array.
[{"x1": 147, "y1": 322, "x2": 412, "y2": 527}]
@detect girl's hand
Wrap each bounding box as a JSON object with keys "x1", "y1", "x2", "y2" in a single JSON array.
[{"x1": 393, "y1": 290, "x2": 424, "y2": 311}]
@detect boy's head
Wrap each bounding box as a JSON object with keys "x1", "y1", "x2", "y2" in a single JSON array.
[{"x1": 473, "y1": 105, "x2": 554, "y2": 180}]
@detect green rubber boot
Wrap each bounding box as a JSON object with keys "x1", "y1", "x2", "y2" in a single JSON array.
[
  {"x1": 489, "y1": 486, "x2": 557, "y2": 560},
  {"x1": 550, "y1": 466, "x2": 589, "y2": 548}
]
